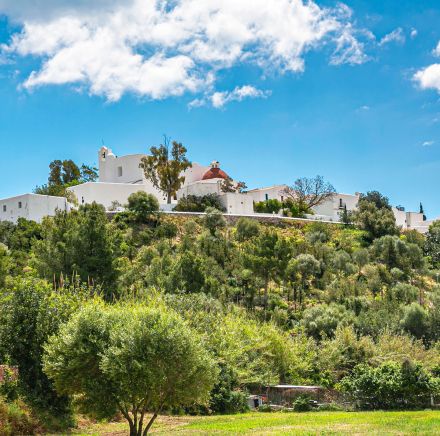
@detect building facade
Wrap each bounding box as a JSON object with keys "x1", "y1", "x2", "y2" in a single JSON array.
[
  {"x1": 0, "y1": 194, "x2": 69, "y2": 224},
  {"x1": 0, "y1": 145, "x2": 436, "y2": 231}
]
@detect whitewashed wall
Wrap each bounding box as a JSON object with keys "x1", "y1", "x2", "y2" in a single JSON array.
[
  {"x1": 0, "y1": 194, "x2": 68, "y2": 223},
  {"x1": 68, "y1": 182, "x2": 166, "y2": 209}
]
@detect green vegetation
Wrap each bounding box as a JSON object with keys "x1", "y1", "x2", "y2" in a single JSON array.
[
  {"x1": 72, "y1": 410, "x2": 440, "y2": 435},
  {"x1": 1, "y1": 179, "x2": 440, "y2": 433}
]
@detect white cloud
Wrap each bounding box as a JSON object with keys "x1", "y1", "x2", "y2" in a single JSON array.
[
  {"x1": 410, "y1": 28, "x2": 418, "y2": 39},
  {"x1": 210, "y1": 86, "x2": 271, "y2": 108},
  {"x1": 0, "y1": 0, "x2": 368, "y2": 102},
  {"x1": 433, "y1": 42, "x2": 440, "y2": 57},
  {"x1": 422, "y1": 140, "x2": 435, "y2": 147},
  {"x1": 413, "y1": 41, "x2": 440, "y2": 94},
  {"x1": 414, "y1": 63, "x2": 440, "y2": 93},
  {"x1": 379, "y1": 27, "x2": 405, "y2": 46}
]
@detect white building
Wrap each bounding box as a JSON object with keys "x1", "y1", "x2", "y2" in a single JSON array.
[
  {"x1": 0, "y1": 144, "x2": 435, "y2": 231},
  {"x1": 0, "y1": 194, "x2": 68, "y2": 224}
]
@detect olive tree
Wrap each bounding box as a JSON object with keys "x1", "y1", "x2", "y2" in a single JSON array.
[{"x1": 43, "y1": 302, "x2": 218, "y2": 436}]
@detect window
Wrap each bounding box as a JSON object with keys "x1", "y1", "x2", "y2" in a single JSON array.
[
  {"x1": 117, "y1": 166, "x2": 123, "y2": 177},
  {"x1": 81, "y1": 196, "x2": 85, "y2": 204},
  {"x1": 2, "y1": 205, "x2": 5, "y2": 212},
  {"x1": 281, "y1": 195, "x2": 284, "y2": 202},
  {"x1": 265, "y1": 193, "x2": 269, "y2": 201},
  {"x1": 18, "y1": 201, "x2": 22, "y2": 209},
  {"x1": 339, "y1": 198, "x2": 343, "y2": 209}
]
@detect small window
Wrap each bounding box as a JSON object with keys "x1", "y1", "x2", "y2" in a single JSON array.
[
  {"x1": 18, "y1": 201, "x2": 22, "y2": 209},
  {"x1": 339, "y1": 198, "x2": 343, "y2": 208},
  {"x1": 281, "y1": 195, "x2": 284, "y2": 202},
  {"x1": 265, "y1": 193, "x2": 269, "y2": 201},
  {"x1": 2, "y1": 205, "x2": 5, "y2": 212},
  {"x1": 117, "y1": 166, "x2": 123, "y2": 177},
  {"x1": 81, "y1": 196, "x2": 85, "y2": 204}
]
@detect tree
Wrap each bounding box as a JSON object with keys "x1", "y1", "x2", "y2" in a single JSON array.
[
  {"x1": 35, "y1": 159, "x2": 98, "y2": 197},
  {"x1": 235, "y1": 218, "x2": 260, "y2": 242},
  {"x1": 254, "y1": 199, "x2": 282, "y2": 214},
  {"x1": 174, "y1": 194, "x2": 225, "y2": 212},
  {"x1": 286, "y1": 254, "x2": 320, "y2": 307},
  {"x1": 43, "y1": 303, "x2": 218, "y2": 436},
  {"x1": 220, "y1": 177, "x2": 247, "y2": 194},
  {"x1": 0, "y1": 277, "x2": 88, "y2": 420},
  {"x1": 425, "y1": 221, "x2": 440, "y2": 268},
  {"x1": 301, "y1": 303, "x2": 354, "y2": 340},
  {"x1": 140, "y1": 137, "x2": 192, "y2": 204},
  {"x1": 0, "y1": 243, "x2": 10, "y2": 287},
  {"x1": 352, "y1": 200, "x2": 398, "y2": 243},
  {"x1": 400, "y1": 303, "x2": 429, "y2": 340},
  {"x1": 282, "y1": 175, "x2": 336, "y2": 211},
  {"x1": 203, "y1": 207, "x2": 226, "y2": 236},
  {"x1": 339, "y1": 361, "x2": 439, "y2": 409},
  {"x1": 359, "y1": 191, "x2": 391, "y2": 210},
  {"x1": 126, "y1": 191, "x2": 159, "y2": 222}
]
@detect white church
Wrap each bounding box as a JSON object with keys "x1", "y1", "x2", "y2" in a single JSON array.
[{"x1": 0, "y1": 145, "x2": 435, "y2": 233}]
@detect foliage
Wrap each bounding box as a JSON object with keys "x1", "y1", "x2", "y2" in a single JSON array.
[
  {"x1": 174, "y1": 193, "x2": 226, "y2": 212},
  {"x1": 140, "y1": 138, "x2": 192, "y2": 204},
  {"x1": 425, "y1": 221, "x2": 440, "y2": 268},
  {"x1": 292, "y1": 395, "x2": 312, "y2": 412},
  {"x1": 0, "y1": 277, "x2": 88, "y2": 421},
  {"x1": 352, "y1": 200, "x2": 398, "y2": 243},
  {"x1": 339, "y1": 360, "x2": 440, "y2": 409},
  {"x1": 301, "y1": 304, "x2": 355, "y2": 341},
  {"x1": 0, "y1": 397, "x2": 42, "y2": 436},
  {"x1": 32, "y1": 203, "x2": 118, "y2": 297},
  {"x1": 43, "y1": 302, "x2": 218, "y2": 436},
  {"x1": 126, "y1": 191, "x2": 160, "y2": 222},
  {"x1": 34, "y1": 159, "x2": 98, "y2": 198},
  {"x1": 254, "y1": 199, "x2": 282, "y2": 214}
]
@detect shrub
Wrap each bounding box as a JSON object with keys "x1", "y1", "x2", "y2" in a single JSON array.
[
  {"x1": 254, "y1": 199, "x2": 282, "y2": 214},
  {"x1": 174, "y1": 194, "x2": 225, "y2": 212},
  {"x1": 0, "y1": 398, "x2": 42, "y2": 435},
  {"x1": 126, "y1": 191, "x2": 159, "y2": 221},
  {"x1": 339, "y1": 360, "x2": 440, "y2": 410},
  {"x1": 301, "y1": 304, "x2": 355, "y2": 341},
  {"x1": 292, "y1": 395, "x2": 312, "y2": 412}
]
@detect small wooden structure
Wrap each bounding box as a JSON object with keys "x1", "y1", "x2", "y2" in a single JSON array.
[{"x1": 266, "y1": 385, "x2": 324, "y2": 406}]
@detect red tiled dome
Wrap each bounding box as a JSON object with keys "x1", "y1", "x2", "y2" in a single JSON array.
[{"x1": 202, "y1": 167, "x2": 229, "y2": 180}]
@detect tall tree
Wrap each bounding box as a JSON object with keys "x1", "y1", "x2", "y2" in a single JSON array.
[
  {"x1": 282, "y1": 175, "x2": 336, "y2": 211},
  {"x1": 140, "y1": 137, "x2": 192, "y2": 204},
  {"x1": 43, "y1": 303, "x2": 217, "y2": 436}
]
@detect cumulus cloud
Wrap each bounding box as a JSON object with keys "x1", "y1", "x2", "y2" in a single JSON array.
[
  {"x1": 413, "y1": 42, "x2": 440, "y2": 94},
  {"x1": 410, "y1": 28, "x2": 418, "y2": 39},
  {"x1": 379, "y1": 27, "x2": 405, "y2": 46},
  {"x1": 0, "y1": 0, "x2": 368, "y2": 102},
  {"x1": 422, "y1": 140, "x2": 435, "y2": 147}
]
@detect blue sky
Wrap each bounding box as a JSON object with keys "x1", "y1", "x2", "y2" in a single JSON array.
[{"x1": 1, "y1": 0, "x2": 440, "y2": 217}]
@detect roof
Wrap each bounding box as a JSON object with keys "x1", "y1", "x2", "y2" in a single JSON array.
[
  {"x1": 269, "y1": 385, "x2": 322, "y2": 390},
  {"x1": 202, "y1": 167, "x2": 229, "y2": 180}
]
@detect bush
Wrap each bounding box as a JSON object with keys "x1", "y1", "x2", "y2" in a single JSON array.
[
  {"x1": 292, "y1": 395, "x2": 312, "y2": 412},
  {"x1": 254, "y1": 199, "x2": 282, "y2": 214},
  {"x1": 126, "y1": 191, "x2": 159, "y2": 221},
  {"x1": 175, "y1": 194, "x2": 225, "y2": 212},
  {"x1": 0, "y1": 398, "x2": 42, "y2": 435},
  {"x1": 301, "y1": 304, "x2": 355, "y2": 341},
  {"x1": 339, "y1": 360, "x2": 440, "y2": 410}
]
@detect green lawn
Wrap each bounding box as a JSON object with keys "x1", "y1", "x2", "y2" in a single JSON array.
[{"x1": 72, "y1": 410, "x2": 440, "y2": 435}]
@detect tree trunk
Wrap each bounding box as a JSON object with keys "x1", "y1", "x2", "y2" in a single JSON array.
[
  {"x1": 167, "y1": 192, "x2": 172, "y2": 204},
  {"x1": 143, "y1": 413, "x2": 158, "y2": 436}
]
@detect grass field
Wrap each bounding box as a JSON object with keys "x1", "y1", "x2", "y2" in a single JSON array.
[{"x1": 71, "y1": 410, "x2": 440, "y2": 435}]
